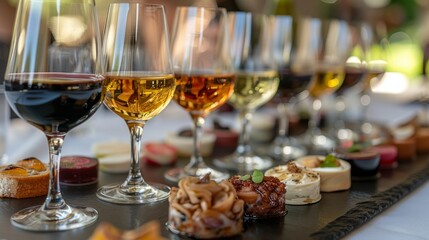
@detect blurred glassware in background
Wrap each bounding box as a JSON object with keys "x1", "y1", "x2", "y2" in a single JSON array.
[
  {"x1": 300, "y1": 18, "x2": 350, "y2": 155},
  {"x1": 357, "y1": 22, "x2": 388, "y2": 144},
  {"x1": 214, "y1": 12, "x2": 280, "y2": 173},
  {"x1": 330, "y1": 21, "x2": 367, "y2": 147},
  {"x1": 266, "y1": 16, "x2": 320, "y2": 162}
]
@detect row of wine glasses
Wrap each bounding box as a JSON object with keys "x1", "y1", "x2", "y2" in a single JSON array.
[
  {"x1": 4, "y1": 0, "x2": 388, "y2": 232},
  {"x1": 5, "y1": 1, "x2": 177, "y2": 231}
]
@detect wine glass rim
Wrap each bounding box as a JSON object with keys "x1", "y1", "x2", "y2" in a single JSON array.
[
  {"x1": 22, "y1": 0, "x2": 95, "y2": 5},
  {"x1": 175, "y1": 6, "x2": 227, "y2": 12},
  {"x1": 108, "y1": 2, "x2": 165, "y2": 9}
]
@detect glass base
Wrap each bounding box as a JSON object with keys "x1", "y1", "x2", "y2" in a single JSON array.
[
  {"x1": 302, "y1": 133, "x2": 336, "y2": 155},
  {"x1": 11, "y1": 204, "x2": 97, "y2": 231},
  {"x1": 268, "y1": 137, "x2": 307, "y2": 162},
  {"x1": 214, "y1": 153, "x2": 273, "y2": 173},
  {"x1": 164, "y1": 167, "x2": 229, "y2": 183},
  {"x1": 96, "y1": 183, "x2": 170, "y2": 204}
]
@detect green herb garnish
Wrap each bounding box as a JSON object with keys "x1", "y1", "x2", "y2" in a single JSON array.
[
  {"x1": 348, "y1": 143, "x2": 363, "y2": 153},
  {"x1": 251, "y1": 170, "x2": 264, "y2": 183},
  {"x1": 240, "y1": 174, "x2": 250, "y2": 181},
  {"x1": 320, "y1": 154, "x2": 339, "y2": 168}
]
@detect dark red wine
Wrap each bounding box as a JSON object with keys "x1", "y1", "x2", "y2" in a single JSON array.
[
  {"x1": 5, "y1": 73, "x2": 104, "y2": 133},
  {"x1": 335, "y1": 67, "x2": 365, "y2": 95},
  {"x1": 277, "y1": 68, "x2": 312, "y2": 100}
]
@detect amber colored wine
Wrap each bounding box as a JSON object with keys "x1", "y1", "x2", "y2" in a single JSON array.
[
  {"x1": 308, "y1": 68, "x2": 345, "y2": 98},
  {"x1": 103, "y1": 73, "x2": 176, "y2": 121},
  {"x1": 362, "y1": 70, "x2": 385, "y2": 91},
  {"x1": 335, "y1": 67, "x2": 365, "y2": 95},
  {"x1": 5, "y1": 73, "x2": 104, "y2": 133},
  {"x1": 229, "y1": 71, "x2": 279, "y2": 111},
  {"x1": 174, "y1": 73, "x2": 235, "y2": 117}
]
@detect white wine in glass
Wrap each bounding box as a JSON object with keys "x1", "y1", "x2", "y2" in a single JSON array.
[
  {"x1": 96, "y1": 3, "x2": 174, "y2": 204},
  {"x1": 214, "y1": 12, "x2": 279, "y2": 172}
]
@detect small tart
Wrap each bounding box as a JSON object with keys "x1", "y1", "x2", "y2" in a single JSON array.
[
  {"x1": 265, "y1": 162, "x2": 321, "y2": 205},
  {"x1": 335, "y1": 147, "x2": 380, "y2": 180},
  {"x1": 295, "y1": 156, "x2": 351, "y2": 192},
  {"x1": 0, "y1": 157, "x2": 49, "y2": 198}
]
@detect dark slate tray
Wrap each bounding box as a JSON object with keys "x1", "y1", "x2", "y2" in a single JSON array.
[{"x1": 1, "y1": 152, "x2": 429, "y2": 240}]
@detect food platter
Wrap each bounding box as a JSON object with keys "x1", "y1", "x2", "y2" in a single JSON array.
[{"x1": 1, "y1": 149, "x2": 429, "y2": 240}]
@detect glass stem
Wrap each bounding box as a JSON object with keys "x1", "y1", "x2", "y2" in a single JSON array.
[
  {"x1": 185, "y1": 115, "x2": 206, "y2": 172},
  {"x1": 236, "y1": 109, "x2": 253, "y2": 158},
  {"x1": 121, "y1": 120, "x2": 148, "y2": 193},
  {"x1": 277, "y1": 102, "x2": 289, "y2": 143},
  {"x1": 41, "y1": 134, "x2": 69, "y2": 217},
  {"x1": 360, "y1": 92, "x2": 371, "y2": 125},
  {"x1": 309, "y1": 98, "x2": 322, "y2": 135},
  {"x1": 335, "y1": 95, "x2": 346, "y2": 130}
]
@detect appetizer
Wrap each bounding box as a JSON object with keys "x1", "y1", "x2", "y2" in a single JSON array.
[
  {"x1": 230, "y1": 170, "x2": 287, "y2": 219},
  {"x1": 0, "y1": 157, "x2": 49, "y2": 198},
  {"x1": 89, "y1": 221, "x2": 165, "y2": 240},
  {"x1": 335, "y1": 144, "x2": 380, "y2": 180},
  {"x1": 265, "y1": 162, "x2": 321, "y2": 205},
  {"x1": 60, "y1": 156, "x2": 98, "y2": 185},
  {"x1": 168, "y1": 174, "x2": 244, "y2": 239},
  {"x1": 295, "y1": 154, "x2": 351, "y2": 192}
]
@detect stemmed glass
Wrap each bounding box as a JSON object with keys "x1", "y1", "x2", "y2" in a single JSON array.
[
  {"x1": 331, "y1": 22, "x2": 367, "y2": 146},
  {"x1": 302, "y1": 19, "x2": 351, "y2": 154},
  {"x1": 96, "y1": 3, "x2": 174, "y2": 204},
  {"x1": 213, "y1": 12, "x2": 280, "y2": 172},
  {"x1": 267, "y1": 16, "x2": 320, "y2": 162},
  {"x1": 5, "y1": 0, "x2": 102, "y2": 230},
  {"x1": 164, "y1": 7, "x2": 235, "y2": 182},
  {"x1": 358, "y1": 22, "x2": 388, "y2": 143}
]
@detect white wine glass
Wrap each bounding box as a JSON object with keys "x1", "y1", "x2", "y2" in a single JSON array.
[
  {"x1": 96, "y1": 3, "x2": 174, "y2": 204},
  {"x1": 213, "y1": 12, "x2": 280, "y2": 173},
  {"x1": 5, "y1": 0, "x2": 103, "y2": 231},
  {"x1": 302, "y1": 19, "x2": 351, "y2": 154},
  {"x1": 164, "y1": 7, "x2": 234, "y2": 182}
]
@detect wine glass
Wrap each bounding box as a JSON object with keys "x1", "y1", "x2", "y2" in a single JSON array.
[
  {"x1": 164, "y1": 7, "x2": 234, "y2": 182},
  {"x1": 96, "y1": 3, "x2": 174, "y2": 204},
  {"x1": 213, "y1": 12, "x2": 280, "y2": 173},
  {"x1": 302, "y1": 19, "x2": 351, "y2": 154},
  {"x1": 267, "y1": 16, "x2": 321, "y2": 162},
  {"x1": 5, "y1": 0, "x2": 102, "y2": 231},
  {"x1": 358, "y1": 22, "x2": 388, "y2": 143},
  {"x1": 331, "y1": 21, "x2": 367, "y2": 147}
]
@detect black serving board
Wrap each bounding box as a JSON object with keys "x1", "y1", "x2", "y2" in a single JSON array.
[{"x1": 1, "y1": 151, "x2": 429, "y2": 240}]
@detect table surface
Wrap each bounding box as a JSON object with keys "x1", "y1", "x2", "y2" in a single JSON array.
[{"x1": 1, "y1": 100, "x2": 429, "y2": 240}]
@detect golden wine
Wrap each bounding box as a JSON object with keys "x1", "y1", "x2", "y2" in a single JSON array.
[
  {"x1": 229, "y1": 71, "x2": 279, "y2": 111},
  {"x1": 174, "y1": 73, "x2": 235, "y2": 117},
  {"x1": 103, "y1": 73, "x2": 176, "y2": 121},
  {"x1": 308, "y1": 69, "x2": 345, "y2": 98}
]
